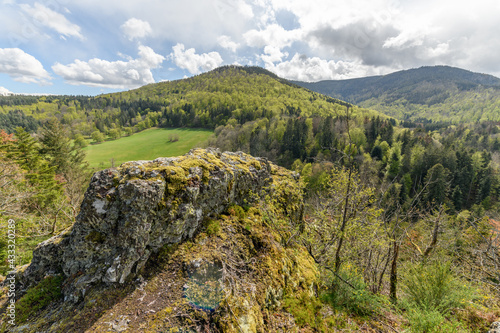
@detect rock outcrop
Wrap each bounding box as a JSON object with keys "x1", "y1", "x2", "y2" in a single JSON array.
[
  {"x1": 6, "y1": 148, "x2": 319, "y2": 333},
  {"x1": 21, "y1": 148, "x2": 300, "y2": 302}
]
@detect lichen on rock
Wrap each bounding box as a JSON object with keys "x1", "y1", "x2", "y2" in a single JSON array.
[
  {"x1": 19, "y1": 149, "x2": 300, "y2": 301},
  {"x1": 6, "y1": 148, "x2": 317, "y2": 333}
]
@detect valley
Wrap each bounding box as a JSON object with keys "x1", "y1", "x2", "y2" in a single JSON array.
[{"x1": 0, "y1": 65, "x2": 499, "y2": 333}]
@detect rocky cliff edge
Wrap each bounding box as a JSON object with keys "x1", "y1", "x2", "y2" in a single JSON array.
[{"x1": 3, "y1": 148, "x2": 318, "y2": 333}]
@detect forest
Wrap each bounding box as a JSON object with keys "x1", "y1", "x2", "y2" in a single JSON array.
[
  {"x1": 1, "y1": 66, "x2": 499, "y2": 332},
  {"x1": 295, "y1": 66, "x2": 500, "y2": 123}
]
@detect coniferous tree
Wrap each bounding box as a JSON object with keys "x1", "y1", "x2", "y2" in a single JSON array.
[
  {"x1": 39, "y1": 119, "x2": 86, "y2": 178},
  {"x1": 6, "y1": 127, "x2": 63, "y2": 210}
]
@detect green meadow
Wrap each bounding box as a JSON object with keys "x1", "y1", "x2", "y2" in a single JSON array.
[{"x1": 83, "y1": 128, "x2": 213, "y2": 169}]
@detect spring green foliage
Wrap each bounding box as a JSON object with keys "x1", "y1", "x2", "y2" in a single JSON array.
[
  {"x1": 0, "y1": 125, "x2": 91, "y2": 274},
  {"x1": 0, "y1": 66, "x2": 376, "y2": 137},
  {"x1": 1, "y1": 66, "x2": 500, "y2": 331},
  {"x1": 39, "y1": 119, "x2": 87, "y2": 178},
  {"x1": 283, "y1": 293, "x2": 324, "y2": 329},
  {"x1": 296, "y1": 65, "x2": 500, "y2": 123},
  {"x1": 322, "y1": 268, "x2": 386, "y2": 316},
  {"x1": 5, "y1": 127, "x2": 64, "y2": 210},
  {"x1": 402, "y1": 262, "x2": 476, "y2": 314}
]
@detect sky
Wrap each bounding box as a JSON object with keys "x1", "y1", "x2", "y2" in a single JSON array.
[{"x1": 0, "y1": 0, "x2": 500, "y2": 96}]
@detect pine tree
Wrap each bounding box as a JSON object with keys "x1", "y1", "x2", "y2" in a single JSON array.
[
  {"x1": 6, "y1": 127, "x2": 63, "y2": 210},
  {"x1": 39, "y1": 119, "x2": 86, "y2": 178}
]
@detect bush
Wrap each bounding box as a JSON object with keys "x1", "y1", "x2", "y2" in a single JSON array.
[
  {"x1": 402, "y1": 261, "x2": 475, "y2": 314},
  {"x1": 168, "y1": 133, "x2": 180, "y2": 142},
  {"x1": 406, "y1": 308, "x2": 445, "y2": 333},
  {"x1": 322, "y1": 267, "x2": 386, "y2": 316},
  {"x1": 91, "y1": 130, "x2": 105, "y2": 143},
  {"x1": 405, "y1": 308, "x2": 475, "y2": 333},
  {"x1": 73, "y1": 134, "x2": 88, "y2": 148},
  {"x1": 283, "y1": 292, "x2": 323, "y2": 329}
]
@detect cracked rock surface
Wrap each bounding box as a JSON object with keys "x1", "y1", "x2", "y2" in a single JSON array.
[{"x1": 20, "y1": 148, "x2": 293, "y2": 302}]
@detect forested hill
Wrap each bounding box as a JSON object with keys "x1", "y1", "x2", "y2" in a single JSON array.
[
  {"x1": 99, "y1": 65, "x2": 372, "y2": 128},
  {"x1": 294, "y1": 66, "x2": 500, "y2": 123},
  {"x1": 0, "y1": 66, "x2": 380, "y2": 135}
]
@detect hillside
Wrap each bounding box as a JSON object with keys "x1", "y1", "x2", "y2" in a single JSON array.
[
  {"x1": 3, "y1": 149, "x2": 318, "y2": 332},
  {"x1": 2, "y1": 149, "x2": 500, "y2": 332},
  {"x1": 0, "y1": 66, "x2": 377, "y2": 135},
  {"x1": 294, "y1": 66, "x2": 500, "y2": 122},
  {"x1": 101, "y1": 65, "x2": 376, "y2": 128},
  {"x1": 0, "y1": 65, "x2": 390, "y2": 169}
]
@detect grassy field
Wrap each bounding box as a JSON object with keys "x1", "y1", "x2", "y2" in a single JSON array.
[{"x1": 83, "y1": 128, "x2": 213, "y2": 169}]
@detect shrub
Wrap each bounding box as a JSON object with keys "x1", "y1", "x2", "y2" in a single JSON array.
[
  {"x1": 322, "y1": 267, "x2": 386, "y2": 316},
  {"x1": 168, "y1": 133, "x2": 180, "y2": 142},
  {"x1": 406, "y1": 308, "x2": 445, "y2": 333},
  {"x1": 402, "y1": 261, "x2": 475, "y2": 315},
  {"x1": 283, "y1": 292, "x2": 323, "y2": 329}
]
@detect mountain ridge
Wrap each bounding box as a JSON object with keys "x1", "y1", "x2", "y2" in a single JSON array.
[{"x1": 292, "y1": 65, "x2": 500, "y2": 122}]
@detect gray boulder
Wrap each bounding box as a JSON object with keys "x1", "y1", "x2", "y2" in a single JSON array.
[{"x1": 20, "y1": 148, "x2": 295, "y2": 302}]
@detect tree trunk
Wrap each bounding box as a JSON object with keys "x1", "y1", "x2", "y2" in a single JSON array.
[{"x1": 390, "y1": 242, "x2": 399, "y2": 303}]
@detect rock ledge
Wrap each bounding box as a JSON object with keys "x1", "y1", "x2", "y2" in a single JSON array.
[{"x1": 21, "y1": 148, "x2": 297, "y2": 302}]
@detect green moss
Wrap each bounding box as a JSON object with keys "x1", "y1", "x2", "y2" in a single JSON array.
[
  {"x1": 156, "y1": 243, "x2": 179, "y2": 263},
  {"x1": 227, "y1": 205, "x2": 245, "y2": 220},
  {"x1": 16, "y1": 275, "x2": 64, "y2": 324},
  {"x1": 283, "y1": 292, "x2": 323, "y2": 329},
  {"x1": 205, "y1": 219, "x2": 221, "y2": 236}
]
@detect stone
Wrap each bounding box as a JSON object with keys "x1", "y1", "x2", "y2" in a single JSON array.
[
  {"x1": 489, "y1": 321, "x2": 500, "y2": 333},
  {"x1": 19, "y1": 148, "x2": 297, "y2": 302}
]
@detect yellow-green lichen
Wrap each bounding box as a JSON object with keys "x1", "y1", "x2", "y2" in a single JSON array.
[{"x1": 85, "y1": 230, "x2": 106, "y2": 244}]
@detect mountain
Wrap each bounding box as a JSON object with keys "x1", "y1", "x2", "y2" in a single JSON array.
[
  {"x1": 293, "y1": 66, "x2": 500, "y2": 123},
  {"x1": 102, "y1": 65, "x2": 370, "y2": 127},
  {"x1": 0, "y1": 66, "x2": 379, "y2": 134}
]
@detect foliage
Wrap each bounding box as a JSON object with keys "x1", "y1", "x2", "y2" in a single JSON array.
[
  {"x1": 39, "y1": 119, "x2": 87, "y2": 177},
  {"x1": 91, "y1": 130, "x2": 105, "y2": 143},
  {"x1": 304, "y1": 166, "x2": 386, "y2": 282},
  {"x1": 296, "y1": 65, "x2": 500, "y2": 123},
  {"x1": 401, "y1": 261, "x2": 476, "y2": 314},
  {"x1": 322, "y1": 267, "x2": 386, "y2": 316},
  {"x1": 1, "y1": 65, "x2": 500, "y2": 331}
]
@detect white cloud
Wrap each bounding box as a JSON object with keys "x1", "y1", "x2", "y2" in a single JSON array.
[
  {"x1": 71, "y1": 0, "x2": 255, "y2": 49},
  {"x1": 261, "y1": 45, "x2": 288, "y2": 65},
  {"x1": 0, "y1": 48, "x2": 52, "y2": 84},
  {"x1": 121, "y1": 18, "x2": 152, "y2": 41},
  {"x1": 243, "y1": 24, "x2": 302, "y2": 49},
  {"x1": 171, "y1": 43, "x2": 223, "y2": 74},
  {"x1": 265, "y1": 53, "x2": 389, "y2": 82},
  {"x1": 52, "y1": 45, "x2": 165, "y2": 89},
  {"x1": 0, "y1": 86, "x2": 14, "y2": 96},
  {"x1": 20, "y1": 2, "x2": 84, "y2": 40},
  {"x1": 217, "y1": 35, "x2": 239, "y2": 52}
]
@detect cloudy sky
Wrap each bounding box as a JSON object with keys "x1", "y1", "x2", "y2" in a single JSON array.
[{"x1": 1, "y1": 0, "x2": 499, "y2": 95}]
